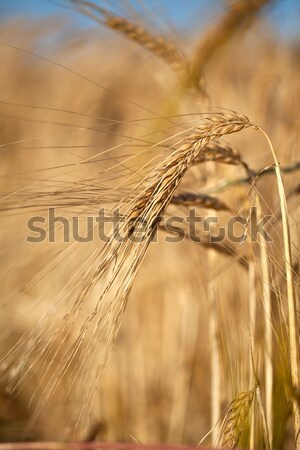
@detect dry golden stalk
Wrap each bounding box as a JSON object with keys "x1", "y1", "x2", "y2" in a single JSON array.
[
  {"x1": 257, "y1": 128, "x2": 300, "y2": 449},
  {"x1": 171, "y1": 191, "x2": 229, "y2": 211},
  {"x1": 70, "y1": 0, "x2": 187, "y2": 75},
  {"x1": 204, "y1": 145, "x2": 221, "y2": 443},
  {"x1": 256, "y1": 383, "x2": 271, "y2": 449},
  {"x1": 256, "y1": 198, "x2": 273, "y2": 448},
  {"x1": 248, "y1": 258, "x2": 256, "y2": 450}
]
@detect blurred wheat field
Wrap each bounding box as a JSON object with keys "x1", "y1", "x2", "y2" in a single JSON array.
[{"x1": 0, "y1": 1, "x2": 299, "y2": 448}]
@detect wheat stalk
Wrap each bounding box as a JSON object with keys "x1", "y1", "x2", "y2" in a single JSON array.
[
  {"x1": 256, "y1": 127, "x2": 300, "y2": 449},
  {"x1": 256, "y1": 197, "x2": 273, "y2": 448},
  {"x1": 248, "y1": 256, "x2": 256, "y2": 450}
]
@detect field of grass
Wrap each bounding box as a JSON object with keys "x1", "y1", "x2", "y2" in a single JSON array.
[{"x1": 0, "y1": 1, "x2": 299, "y2": 448}]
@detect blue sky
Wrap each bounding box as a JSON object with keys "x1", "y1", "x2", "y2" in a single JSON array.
[{"x1": 0, "y1": 0, "x2": 299, "y2": 40}]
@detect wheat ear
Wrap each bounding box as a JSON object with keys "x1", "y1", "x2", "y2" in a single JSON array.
[
  {"x1": 217, "y1": 388, "x2": 255, "y2": 448},
  {"x1": 70, "y1": 0, "x2": 187, "y2": 74}
]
